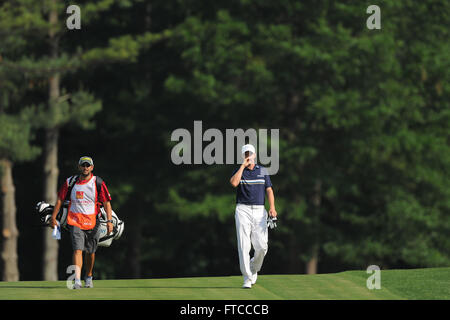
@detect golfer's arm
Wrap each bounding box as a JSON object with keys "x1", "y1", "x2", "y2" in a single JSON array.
[
  {"x1": 266, "y1": 187, "x2": 276, "y2": 210},
  {"x1": 103, "y1": 201, "x2": 113, "y2": 221},
  {"x1": 230, "y1": 166, "x2": 245, "y2": 188}
]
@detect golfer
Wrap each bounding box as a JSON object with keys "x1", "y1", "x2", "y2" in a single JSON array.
[
  {"x1": 50, "y1": 156, "x2": 113, "y2": 289},
  {"x1": 230, "y1": 144, "x2": 277, "y2": 288}
]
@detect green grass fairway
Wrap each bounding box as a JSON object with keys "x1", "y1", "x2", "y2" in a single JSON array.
[{"x1": 0, "y1": 267, "x2": 448, "y2": 300}]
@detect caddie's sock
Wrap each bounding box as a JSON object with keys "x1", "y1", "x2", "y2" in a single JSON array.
[{"x1": 75, "y1": 278, "x2": 82, "y2": 286}]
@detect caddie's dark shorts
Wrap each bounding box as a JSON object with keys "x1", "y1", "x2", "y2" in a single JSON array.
[{"x1": 68, "y1": 218, "x2": 100, "y2": 254}]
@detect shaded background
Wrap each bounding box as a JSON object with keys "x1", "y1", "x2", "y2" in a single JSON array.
[{"x1": 0, "y1": 0, "x2": 449, "y2": 281}]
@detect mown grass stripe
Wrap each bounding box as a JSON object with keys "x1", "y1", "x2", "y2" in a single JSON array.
[{"x1": 0, "y1": 268, "x2": 448, "y2": 300}]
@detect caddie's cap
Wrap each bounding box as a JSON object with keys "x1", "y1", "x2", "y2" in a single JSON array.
[
  {"x1": 78, "y1": 156, "x2": 94, "y2": 166},
  {"x1": 241, "y1": 144, "x2": 256, "y2": 155}
]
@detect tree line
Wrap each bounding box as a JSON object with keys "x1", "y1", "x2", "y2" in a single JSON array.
[{"x1": 0, "y1": 0, "x2": 449, "y2": 281}]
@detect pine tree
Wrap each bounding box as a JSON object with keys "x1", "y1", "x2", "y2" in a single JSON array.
[{"x1": 0, "y1": 0, "x2": 170, "y2": 279}]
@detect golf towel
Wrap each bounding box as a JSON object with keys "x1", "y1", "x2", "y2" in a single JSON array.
[{"x1": 52, "y1": 222, "x2": 61, "y2": 240}]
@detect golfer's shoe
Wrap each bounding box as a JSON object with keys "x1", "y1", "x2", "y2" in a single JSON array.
[
  {"x1": 84, "y1": 277, "x2": 94, "y2": 288},
  {"x1": 251, "y1": 272, "x2": 258, "y2": 285},
  {"x1": 242, "y1": 279, "x2": 252, "y2": 289}
]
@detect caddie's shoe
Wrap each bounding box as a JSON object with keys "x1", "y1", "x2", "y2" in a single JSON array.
[
  {"x1": 251, "y1": 272, "x2": 258, "y2": 285},
  {"x1": 84, "y1": 276, "x2": 94, "y2": 288},
  {"x1": 73, "y1": 280, "x2": 82, "y2": 290},
  {"x1": 242, "y1": 279, "x2": 252, "y2": 289}
]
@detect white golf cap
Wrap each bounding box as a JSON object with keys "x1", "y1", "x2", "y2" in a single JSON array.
[{"x1": 241, "y1": 144, "x2": 256, "y2": 155}]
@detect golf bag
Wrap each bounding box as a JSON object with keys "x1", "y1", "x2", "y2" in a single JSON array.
[{"x1": 35, "y1": 200, "x2": 124, "y2": 247}]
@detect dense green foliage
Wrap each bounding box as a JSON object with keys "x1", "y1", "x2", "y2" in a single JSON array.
[{"x1": 0, "y1": 0, "x2": 448, "y2": 280}]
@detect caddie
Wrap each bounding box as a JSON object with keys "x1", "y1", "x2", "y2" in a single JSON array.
[
  {"x1": 230, "y1": 144, "x2": 278, "y2": 289},
  {"x1": 50, "y1": 156, "x2": 113, "y2": 289}
]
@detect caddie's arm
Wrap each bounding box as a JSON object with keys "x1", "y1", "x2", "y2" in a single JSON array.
[
  {"x1": 230, "y1": 157, "x2": 251, "y2": 187},
  {"x1": 103, "y1": 201, "x2": 113, "y2": 234},
  {"x1": 50, "y1": 199, "x2": 63, "y2": 228},
  {"x1": 266, "y1": 187, "x2": 277, "y2": 218}
]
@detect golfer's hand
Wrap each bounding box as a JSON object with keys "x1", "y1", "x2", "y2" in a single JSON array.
[
  {"x1": 241, "y1": 157, "x2": 251, "y2": 168},
  {"x1": 269, "y1": 208, "x2": 277, "y2": 218},
  {"x1": 107, "y1": 222, "x2": 113, "y2": 234}
]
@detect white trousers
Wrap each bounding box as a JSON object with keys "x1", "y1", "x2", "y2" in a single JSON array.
[{"x1": 235, "y1": 204, "x2": 268, "y2": 281}]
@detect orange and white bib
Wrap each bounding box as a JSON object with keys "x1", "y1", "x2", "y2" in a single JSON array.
[{"x1": 67, "y1": 175, "x2": 98, "y2": 230}]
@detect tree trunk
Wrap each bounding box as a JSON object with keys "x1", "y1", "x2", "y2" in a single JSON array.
[
  {"x1": 0, "y1": 159, "x2": 20, "y2": 281},
  {"x1": 42, "y1": 2, "x2": 60, "y2": 281},
  {"x1": 306, "y1": 179, "x2": 322, "y2": 274},
  {"x1": 42, "y1": 128, "x2": 60, "y2": 280},
  {"x1": 306, "y1": 245, "x2": 319, "y2": 275}
]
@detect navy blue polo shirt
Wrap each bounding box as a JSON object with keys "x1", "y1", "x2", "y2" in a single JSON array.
[{"x1": 231, "y1": 165, "x2": 272, "y2": 205}]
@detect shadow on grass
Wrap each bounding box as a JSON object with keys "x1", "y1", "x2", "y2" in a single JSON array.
[
  {"x1": 0, "y1": 285, "x2": 239, "y2": 289},
  {"x1": 99, "y1": 286, "x2": 238, "y2": 289},
  {"x1": 0, "y1": 286, "x2": 63, "y2": 289}
]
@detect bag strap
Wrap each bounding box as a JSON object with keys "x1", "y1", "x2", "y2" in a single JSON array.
[
  {"x1": 95, "y1": 176, "x2": 104, "y2": 210},
  {"x1": 64, "y1": 175, "x2": 79, "y2": 203},
  {"x1": 96, "y1": 176, "x2": 103, "y2": 195}
]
